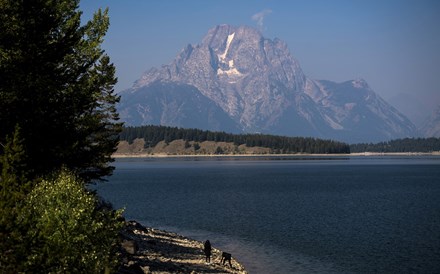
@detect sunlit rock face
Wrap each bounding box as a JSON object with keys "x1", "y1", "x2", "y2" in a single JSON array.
[{"x1": 119, "y1": 25, "x2": 417, "y2": 143}]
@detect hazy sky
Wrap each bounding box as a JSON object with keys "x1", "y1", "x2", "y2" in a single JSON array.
[{"x1": 80, "y1": 0, "x2": 440, "y2": 123}]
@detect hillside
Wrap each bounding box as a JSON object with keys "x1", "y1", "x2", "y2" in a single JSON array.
[
  {"x1": 115, "y1": 125, "x2": 440, "y2": 156},
  {"x1": 116, "y1": 125, "x2": 350, "y2": 156},
  {"x1": 115, "y1": 139, "x2": 272, "y2": 156}
]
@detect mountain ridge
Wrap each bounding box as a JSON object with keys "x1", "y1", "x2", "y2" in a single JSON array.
[{"x1": 119, "y1": 24, "x2": 417, "y2": 143}]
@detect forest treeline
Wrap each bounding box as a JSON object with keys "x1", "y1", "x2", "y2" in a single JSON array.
[
  {"x1": 350, "y1": 137, "x2": 440, "y2": 153},
  {"x1": 120, "y1": 125, "x2": 440, "y2": 154},
  {"x1": 120, "y1": 125, "x2": 351, "y2": 154}
]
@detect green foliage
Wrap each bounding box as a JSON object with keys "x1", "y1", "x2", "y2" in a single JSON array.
[
  {"x1": 0, "y1": 125, "x2": 32, "y2": 202},
  {"x1": 0, "y1": 125, "x2": 34, "y2": 272},
  {"x1": 0, "y1": 0, "x2": 122, "y2": 181},
  {"x1": 0, "y1": 2, "x2": 124, "y2": 272},
  {"x1": 350, "y1": 137, "x2": 440, "y2": 153},
  {"x1": 120, "y1": 125, "x2": 351, "y2": 154},
  {"x1": 0, "y1": 130, "x2": 123, "y2": 272},
  {"x1": 21, "y1": 169, "x2": 124, "y2": 273}
]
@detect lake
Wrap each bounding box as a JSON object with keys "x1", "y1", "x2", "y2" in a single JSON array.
[{"x1": 92, "y1": 156, "x2": 440, "y2": 273}]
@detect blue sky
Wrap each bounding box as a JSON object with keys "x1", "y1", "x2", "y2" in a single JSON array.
[{"x1": 80, "y1": 0, "x2": 440, "y2": 124}]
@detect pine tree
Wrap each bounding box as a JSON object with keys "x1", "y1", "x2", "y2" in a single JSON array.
[
  {"x1": 0, "y1": 126, "x2": 33, "y2": 272},
  {"x1": 0, "y1": 0, "x2": 121, "y2": 181},
  {"x1": 215, "y1": 146, "x2": 224, "y2": 154}
]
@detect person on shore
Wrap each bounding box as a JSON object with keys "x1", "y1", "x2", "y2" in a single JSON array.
[{"x1": 203, "y1": 240, "x2": 212, "y2": 263}]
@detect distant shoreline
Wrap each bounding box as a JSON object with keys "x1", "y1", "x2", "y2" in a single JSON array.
[{"x1": 112, "y1": 151, "x2": 440, "y2": 158}]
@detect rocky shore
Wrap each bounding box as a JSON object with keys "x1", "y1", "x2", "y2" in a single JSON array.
[{"x1": 118, "y1": 221, "x2": 248, "y2": 274}]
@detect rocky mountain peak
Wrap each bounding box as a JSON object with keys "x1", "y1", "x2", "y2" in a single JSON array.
[
  {"x1": 202, "y1": 24, "x2": 262, "y2": 46},
  {"x1": 132, "y1": 25, "x2": 307, "y2": 127},
  {"x1": 351, "y1": 78, "x2": 370, "y2": 89},
  {"x1": 202, "y1": 25, "x2": 304, "y2": 89},
  {"x1": 120, "y1": 25, "x2": 417, "y2": 143}
]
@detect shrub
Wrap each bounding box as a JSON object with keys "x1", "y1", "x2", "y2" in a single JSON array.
[{"x1": 22, "y1": 169, "x2": 123, "y2": 273}]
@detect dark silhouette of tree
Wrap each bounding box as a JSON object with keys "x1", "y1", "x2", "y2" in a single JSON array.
[
  {"x1": 193, "y1": 142, "x2": 201, "y2": 151},
  {"x1": 0, "y1": 126, "x2": 33, "y2": 272},
  {"x1": 0, "y1": 0, "x2": 122, "y2": 181},
  {"x1": 184, "y1": 140, "x2": 191, "y2": 149},
  {"x1": 215, "y1": 146, "x2": 224, "y2": 154}
]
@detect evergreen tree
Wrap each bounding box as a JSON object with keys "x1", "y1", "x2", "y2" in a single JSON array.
[
  {"x1": 215, "y1": 146, "x2": 224, "y2": 155},
  {"x1": 0, "y1": 126, "x2": 33, "y2": 272},
  {"x1": 0, "y1": 0, "x2": 121, "y2": 181},
  {"x1": 350, "y1": 137, "x2": 440, "y2": 153},
  {"x1": 193, "y1": 142, "x2": 201, "y2": 151}
]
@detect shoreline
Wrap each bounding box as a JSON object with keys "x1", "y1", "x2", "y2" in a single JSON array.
[
  {"x1": 118, "y1": 220, "x2": 247, "y2": 274},
  {"x1": 113, "y1": 152, "x2": 439, "y2": 158}
]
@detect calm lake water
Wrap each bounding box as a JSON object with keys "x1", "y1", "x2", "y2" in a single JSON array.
[{"x1": 92, "y1": 156, "x2": 440, "y2": 273}]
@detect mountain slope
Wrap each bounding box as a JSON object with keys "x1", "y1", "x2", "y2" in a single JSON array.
[
  {"x1": 119, "y1": 81, "x2": 239, "y2": 133},
  {"x1": 119, "y1": 24, "x2": 417, "y2": 143},
  {"x1": 419, "y1": 105, "x2": 440, "y2": 137},
  {"x1": 305, "y1": 79, "x2": 417, "y2": 142}
]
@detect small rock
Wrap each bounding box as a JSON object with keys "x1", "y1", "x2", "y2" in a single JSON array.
[{"x1": 121, "y1": 239, "x2": 138, "y2": 255}]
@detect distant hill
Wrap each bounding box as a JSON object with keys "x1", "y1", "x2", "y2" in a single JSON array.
[
  {"x1": 116, "y1": 139, "x2": 274, "y2": 156},
  {"x1": 116, "y1": 125, "x2": 440, "y2": 156},
  {"x1": 118, "y1": 24, "x2": 417, "y2": 143},
  {"x1": 117, "y1": 125, "x2": 350, "y2": 155}
]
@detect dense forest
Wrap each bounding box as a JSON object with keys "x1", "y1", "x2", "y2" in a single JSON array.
[
  {"x1": 350, "y1": 137, "x2": 440, "y2": 153},
  {"x1": 120, "y1": 125, "x2": 351, "y2": 154},
  {"x1": 120, "y1": 126, "x2": 440, "y2": 154}
]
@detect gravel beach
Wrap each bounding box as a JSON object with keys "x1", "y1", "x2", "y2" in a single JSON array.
[{"x1": 118, "y1": 221, "x2": 248, "y2": 274}]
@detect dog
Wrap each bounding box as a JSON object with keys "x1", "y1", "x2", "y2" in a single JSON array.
[{"x1": 220, "y1": 252, "x2": 232, "y2": 267}]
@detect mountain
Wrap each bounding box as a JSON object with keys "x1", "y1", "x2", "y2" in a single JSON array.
[
  {"x1": 119, "y1": 81, "x2": 239, "y2": 133},
  {"x1": 118, "y1": 24, "x2": 417, "y2": 143},
  {"x1": 388, "y1": 92, "x2": 429, "y2": 126},
  {"x1": 419, "y1": 105, "x2": 440, "y2": 137}
]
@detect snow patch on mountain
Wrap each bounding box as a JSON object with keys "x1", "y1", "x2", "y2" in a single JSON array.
[
  {"x1": 217, "y1": 33, "x2": 243, "y2": 76},
  {"x1": 218, "y1": 32, "x2": 235, "y2": 61}
]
